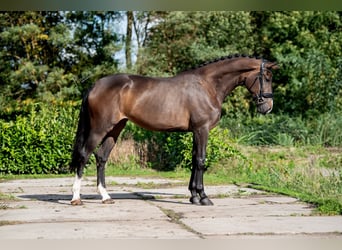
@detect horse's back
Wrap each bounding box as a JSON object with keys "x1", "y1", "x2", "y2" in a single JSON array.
[{"x1": 87, "y1": 73, "x2": 220, "y2": 132}]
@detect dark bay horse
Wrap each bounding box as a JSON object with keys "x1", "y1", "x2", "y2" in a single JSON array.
[{"x1": 70, "y1": 55, "x2": 279, "y2": 206}]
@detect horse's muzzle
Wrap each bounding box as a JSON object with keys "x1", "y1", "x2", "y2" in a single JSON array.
[{"x1": 257, "y1": 99, "x2": 273, "y2": 115}]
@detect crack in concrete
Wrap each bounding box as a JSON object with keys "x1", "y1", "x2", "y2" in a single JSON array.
[{"x1": 150, "y1": 201, "x2": 205, "y2": 239}]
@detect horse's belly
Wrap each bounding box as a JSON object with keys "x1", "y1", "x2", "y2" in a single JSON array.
[{"x1": 126, "y1": 110, "x2": 190, "y2": 132}]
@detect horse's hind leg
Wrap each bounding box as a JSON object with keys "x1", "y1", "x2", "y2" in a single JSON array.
[
  {"x1": 71, "y1": 131, "x2": 105, "y2": 205},
  {"x1": 95, "y1": 137, "x2": 115, "y2": 204},
  {"x1": 94, "y1": 119, "x2": 127, "y2": 204}
]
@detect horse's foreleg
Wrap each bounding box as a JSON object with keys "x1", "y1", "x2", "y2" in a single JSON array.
[
  {"x1": 189, "y1": 127, "x2": 213, "y2": 206},
  {"x1": 189, "y1": 138, "x2": 201, "y2": 205}
]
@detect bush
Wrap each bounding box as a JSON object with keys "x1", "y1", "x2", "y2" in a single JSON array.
[
  {"x1": 122, "y1": 122, "x2": 243, "y2": 171},
  {"x1": 307, "y1": 112, "x2": 342, "y2": 146},
  {"x1": 0, "y1": 102, "x2": 78, "y2": 174},
  {"x1": 221, "y1": 114, "x2": 307, "y2": 146},
  {"x1": 228, "y1": 146, "x2": 342, "y2": 215},
  {"x1": 221, "y1": 112, "x2": 342, "y2": 147}
]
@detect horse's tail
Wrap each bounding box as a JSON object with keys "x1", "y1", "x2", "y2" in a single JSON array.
[{"x1": 70, "y1": 90, "x2": 91, "y2": 173}]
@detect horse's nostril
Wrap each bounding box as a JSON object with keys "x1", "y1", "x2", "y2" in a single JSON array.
[{"x1": 257, "y1": 98, "x2": 264, "y2": 104}]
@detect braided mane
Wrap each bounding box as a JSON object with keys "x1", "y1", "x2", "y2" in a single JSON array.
[
  {"x1": 187, "y1": 54, "x2": 266, "y2": 72},
  {"x1": 178, "y1": 54, "x2": 268, "y2": 73}
]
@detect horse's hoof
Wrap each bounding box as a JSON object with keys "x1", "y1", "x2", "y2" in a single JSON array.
[
  {"x1": 102, "y1": 198, "x2": 115, "y2": 204},
  {"x1": 200, "y1": 197, "x2": 214, "y2": 206},
  {"x1": 71, "y1": 199, "x2": 83, "y2": 206},
  {"x1": 190, "y1": 196, "x2": 201, "y2": 205}
]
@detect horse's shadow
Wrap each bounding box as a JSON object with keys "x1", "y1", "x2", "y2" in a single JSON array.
[{"x1": 18, "y1": 191, "x2": 190, "y2": 206}]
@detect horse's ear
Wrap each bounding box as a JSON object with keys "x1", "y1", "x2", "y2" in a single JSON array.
[{"x1": 267, "y1": 63, "x2": 280, "y2": 70}]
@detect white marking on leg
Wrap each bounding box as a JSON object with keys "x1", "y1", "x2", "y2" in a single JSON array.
[
  {"x1": 71, "y1": 174, "x2": 82, "y2": 201},
  {"x1": 98, "y1": 183, "x2": 111, "y2": 201}
]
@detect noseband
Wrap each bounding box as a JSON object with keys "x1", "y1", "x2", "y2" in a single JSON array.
[{"x1": 246, "y1": 61, "x2": 273, "y2": 103}]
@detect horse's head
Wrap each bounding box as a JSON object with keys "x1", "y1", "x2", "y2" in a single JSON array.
[{"x1": 244, "y1": 61, "x2": 279, "y2": 114}]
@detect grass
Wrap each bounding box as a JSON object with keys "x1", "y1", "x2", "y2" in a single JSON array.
[
  {"x1": 0, "y1": 192, "x2": 19, "y2": 210},
  {"x1": 0, "y1": 192, "x2": 17, "y2": 202},
  {"x1": 213, "y1": 145, "x2": 342, "y2": 215},
  {"x1": 0, "y1": 173, "x2": 71, "y2": 181},
  {"x1": 0, "y1": 221, "x2": 24, "y2": 226}
]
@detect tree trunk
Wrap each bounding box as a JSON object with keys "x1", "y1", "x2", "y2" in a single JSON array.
[{"x1": 125, "y1": 11, "x2": 133, "y2": 69}]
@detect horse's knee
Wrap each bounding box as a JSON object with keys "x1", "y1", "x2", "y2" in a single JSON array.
[
  {"x1": 95, "y1": 154, "x2": 107, "y2": 166},
  {"x1": 195, "y1": 157, "x2": 206, "y2": 169}
]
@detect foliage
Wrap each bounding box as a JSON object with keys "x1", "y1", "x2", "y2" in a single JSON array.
[
  {"x1": 220, "y1": 112, "x2": 342, "y2": 147},
  {"x1": 0, "y1": 101, "x2": 78, "y2": 174},
  {"x1": 257, "y1": 11, "x2": 342, "y2": 115},
  {"x1": 307, "y1": 112, "x2": 342, "y2": 146},
  {"x1": 65, "y1": 11, "x2": 122, "y2": 92},
  {"x1": 0, "y1": 11, "x2": 122, "y2": 112},
  {"x1": 140, "y1": 11, "x2": 254, "y2": 75},
  {"x1": 121, "y1": 123, "x2": 244, "y2": 171},
  {"x1": 0, "y1": 12, "x2": 72, "y2": 101},
  {"x1": 221, "y1": 146, "x2": 342, "y2": 215}
]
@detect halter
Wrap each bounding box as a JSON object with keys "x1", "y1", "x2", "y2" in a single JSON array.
[{"x1": 247, "y1": 61, "x2": 273, "y2": 103}]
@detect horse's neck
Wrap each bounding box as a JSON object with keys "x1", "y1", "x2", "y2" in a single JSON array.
[{"x1": 200, "y1": 59, "x2": 251, "y2": 104}]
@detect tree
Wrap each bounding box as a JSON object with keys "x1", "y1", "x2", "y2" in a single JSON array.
[
  {"x1": 254, "y1": 11, "x2": 342, "y2": 115},
  {"x1": 139, "y1": 11, "x2": 255, "y2": 74},
  {"x1": 0, "y1": 11, "x2": 74, "y2": 103},
  {"x1": 131, "y1": 11, "x2": 165, "y2": 68},
  {"x1": 125, "y1": 11, "x2": 133, "y2": 69},
  {"x1": 0, "y1": 11, "x2": 125, "y2": 109},
  {"x1": 66, "y1": 11, "x2": 123, "y2": 92}
]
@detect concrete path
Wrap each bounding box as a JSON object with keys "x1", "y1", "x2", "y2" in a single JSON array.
[{"x1": 0, "y1": 176, "x2": 342, "y2": 239}]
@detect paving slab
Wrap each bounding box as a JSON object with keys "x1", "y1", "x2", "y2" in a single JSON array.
[
  {"x1": 181, "y1": 216, "x2": 342, "y2": 237},
  {"x1": 0, "y1": 177, "x2": 342, "y2": 239},
  {"x1": 0, "y1": 221, "x2": 199, "y2": 239}
]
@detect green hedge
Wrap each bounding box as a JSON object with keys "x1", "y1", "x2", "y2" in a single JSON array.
[
  {"x1": 122, "y1": 122, "x2": 245, "y2": 171},
  {"x1": 0, "y1": 100, "x2": 245, "y2": 174},
  {"x1": 2, "y1": 100, "x2": 340, "y2": 175},
  {"x1": 220, "y1": 112, "x2": 342, "y2": 147},
  {"x1": 0, "y1": 102, "x2": 78, "y2": 174}
]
